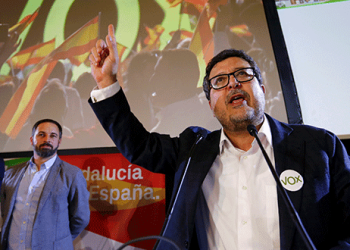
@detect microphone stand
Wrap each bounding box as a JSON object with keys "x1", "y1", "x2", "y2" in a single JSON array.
[
  {"x1": 247, "y1": 125, "x2": 316, "y2": 250},
  {"x1": 116, "y1": 235, "x2": 181, "y2": 250},
  {"x1": 153, "y1": 133, "x2": 203, "y2": 249}
]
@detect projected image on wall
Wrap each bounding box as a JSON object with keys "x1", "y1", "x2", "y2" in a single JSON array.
[{"x1": 0, "y1": 0, "x2": 286, "y2": 153}]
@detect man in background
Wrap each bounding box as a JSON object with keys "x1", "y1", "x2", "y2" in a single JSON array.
[{"x1": 0, "y1": 119, "x2": 90, "y2": 250}]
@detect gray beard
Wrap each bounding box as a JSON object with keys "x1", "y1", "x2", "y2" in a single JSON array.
[
  {"x1": 216, "y1": 95, "x2": 265, "y2": 133},
  {"x1": 221, "y1": 110, "x2": 263, "y2": 133},
  {"x1": 231, "y1": 104, "x2": 264, "y2": 132}
]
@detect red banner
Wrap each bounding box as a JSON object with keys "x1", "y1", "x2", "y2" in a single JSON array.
[{"x1": 60, "y1": 153, "x2": 166, "y2": 249}]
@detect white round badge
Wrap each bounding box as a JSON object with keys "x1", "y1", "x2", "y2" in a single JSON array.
[{"x1": 279, "y1": 170, "x2": 304, "y2": 192}]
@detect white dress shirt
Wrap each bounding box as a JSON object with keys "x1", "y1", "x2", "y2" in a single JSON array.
[{"x1": 197, "y1": 118, "x2": 280, "y2": 249}]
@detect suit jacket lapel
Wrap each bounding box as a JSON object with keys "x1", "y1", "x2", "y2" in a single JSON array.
[
  {"x1": 10, "y1": 164, "x2": 28, "y2": 200},
  {"x1": 173, "y1": 130, "x2": 220, "y2": 220},
  {"x1": 267, "y1": 115, "x2": 306, "y2": 250},
  {"x1": 35, "y1": 156, "x2": 61, "y2": 220},
  {"x1": 161, "y1": 129, "x2": 220, "y2": 243},
  {"x1": 188, "y1": 130, "x2": 221, "y2": 187}
]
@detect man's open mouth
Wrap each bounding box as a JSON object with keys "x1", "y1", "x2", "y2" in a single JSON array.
[{"x1": 229, "y1": 94, "x2": 245, "y2": 104}]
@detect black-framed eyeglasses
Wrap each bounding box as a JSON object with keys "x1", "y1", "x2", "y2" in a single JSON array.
[{"x1": 208, "y1": 67, "x2": 256, "y2": 90}]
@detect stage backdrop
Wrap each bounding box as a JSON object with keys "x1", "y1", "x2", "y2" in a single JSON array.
[{"x1": 0, "y1": 0, "x2": 287, "y2": 249}]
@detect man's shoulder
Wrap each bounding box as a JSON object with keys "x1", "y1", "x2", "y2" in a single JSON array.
[
  {"x1": 53, "y1": 158, "x2": 86, "y2": 186},
  {"x1": 5, "y1": 161, "x2": 28, "y2": 174},
  {"x1": 2, "y1": 161, "x2": 28, "y2": 186},
  {"x1": 55, "y1": 157, "x2": 82, "y2": 175},
  {"x1": 267, "y1": 114, "x2": 338, "y2": 141}
]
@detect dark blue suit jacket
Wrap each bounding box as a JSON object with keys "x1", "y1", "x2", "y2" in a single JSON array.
[{"x1": 90, "y1": 90, "x2": 350, "y2": 250}]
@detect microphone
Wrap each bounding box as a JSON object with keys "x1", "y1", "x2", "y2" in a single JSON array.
[
  {"x1": 115, "y1": 132, "x2": 204, "y2": 250},
  {"x1": 116, "y1": 235, "x2": 181, "y2": 250},
  {"x1": 153, "y1": 132, "x2": 204, "y2": 250},
  {"x1": 247, "y1": 124, "x2": 316, "y2": 250}
]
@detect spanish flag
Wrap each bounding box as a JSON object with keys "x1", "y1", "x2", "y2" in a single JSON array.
[
  {"x1": 189, "y1": 7, "x2": 214, "y2": 87},
  {"x1": 143, "y1": 25, "x2": 164, "y2": 51},
  {"x1": 0, "y1": 76, "x2": 14, "y2": 86},
  {"x1": 7, "y1": 38, "x2": 56, "y2": 70},
  {"x1": 51, "y1": 16, "x2": 99, "y2": 66},
  {"x1": 181, "y1": 1, "x2": 204, "y2": 19},
  {"x1": 9, "y1": 7, "x2": 39, "y2": 35},
  {"x1": 169, "y1": 30, "x2": 193, "y2": 40},
  {"x1": 0, "y1": 60, "x2": 57, "y2": 138},
  {"x1": 0, "y1": 16, "x2": 99, "y2": 138},
  {"x1": 167, "y1": 0, "x2": 207, "y2": 8},
  {"x1": 230, "y1": 24, "x2": 252, "y2": 37}
]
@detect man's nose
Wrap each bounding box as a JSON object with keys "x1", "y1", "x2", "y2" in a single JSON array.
[
  {"x1": 43, "y1": 135, "x2": 51, "y2": 142},
  {"x1": 227, "y1": 75, "x2": 241, "y2": 89}
]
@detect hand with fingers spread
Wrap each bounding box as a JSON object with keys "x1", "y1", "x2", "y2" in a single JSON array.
[{"x1": 89, "y1": 24, "x2": 119, "y2": 89}]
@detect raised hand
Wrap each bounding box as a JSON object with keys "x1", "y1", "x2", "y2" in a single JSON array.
[{"x1": 89, "y1": 24, "x2": 119, "y2": 89}]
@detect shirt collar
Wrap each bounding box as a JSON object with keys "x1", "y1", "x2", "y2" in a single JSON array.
[
  {"x1": 256, "y1": 115, "x2": 273, "y2": 148},
  {"x1": 219, "y1": 115, "x2": 273, "y2": 154},
  {"x1": 29, "y1": 154, "x2": 58, "y2": 171}
]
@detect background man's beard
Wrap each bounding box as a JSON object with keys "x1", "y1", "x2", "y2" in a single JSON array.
[{"x1": 34, "y1": 144, "x2": 58, "y2": 158}]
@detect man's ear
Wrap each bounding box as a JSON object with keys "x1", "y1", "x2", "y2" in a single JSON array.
[
  {"x1": 30, "y1": 136, "x2": 34, "y2": 146},
  {"x1": 261, "y1": 84, "x2": 266, "y2": 94}
]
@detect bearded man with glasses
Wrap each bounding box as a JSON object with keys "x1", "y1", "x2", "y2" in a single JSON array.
[{"x1": 88, "y1": 25, "x2": 350, "y2": 250}]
